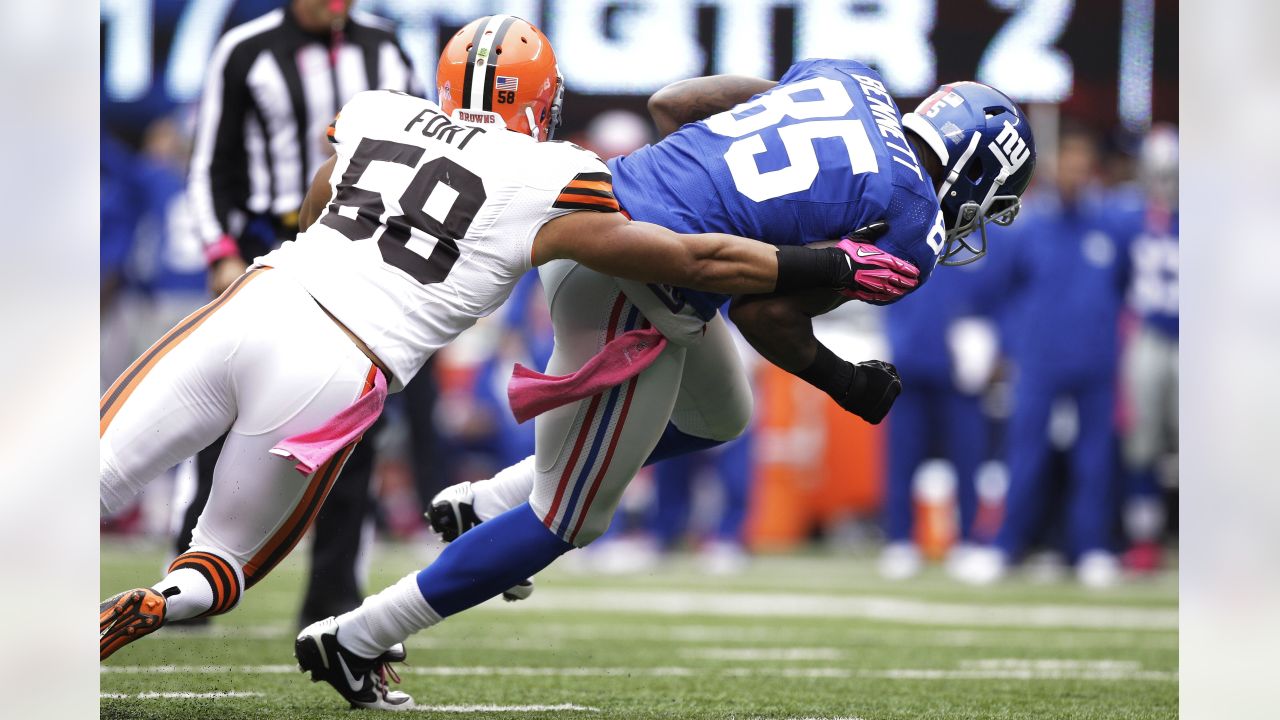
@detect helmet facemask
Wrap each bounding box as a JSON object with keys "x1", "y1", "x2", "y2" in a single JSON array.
[{"x1": 940, "y1": 194, "x2": 1022, "y2": 266}]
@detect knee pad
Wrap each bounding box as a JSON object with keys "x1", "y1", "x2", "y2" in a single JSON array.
[{"x1": 166, "y1": 548, "x2": 244, "y2": 618}]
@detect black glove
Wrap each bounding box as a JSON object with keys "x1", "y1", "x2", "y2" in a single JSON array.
[
  {"x1": 842, "y1": 360, "x2": 902, "y2": 424},
  {"x1": 796, "y1": 347, "x2": 902, "y2": 425}
]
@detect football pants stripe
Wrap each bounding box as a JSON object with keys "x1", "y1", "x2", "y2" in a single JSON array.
[
  {"x1": 241, "y1": 365, "x2": 377, "y2": 588},
  {"x1": 567, "y1": 316, "x2": 646, "y2": 544},
  {"x1": 99, "y1": 267, "x2": 266, "y2": 436},
  {"x1": 550, "y1": 301, "x2": 637, "y2": 539},
  {"x1": 542, "y1": 294, "x2": 627, "y2": 533}
]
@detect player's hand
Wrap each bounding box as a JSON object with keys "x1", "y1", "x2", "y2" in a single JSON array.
[
  {"x1": 209, "y1": 255, "x2": 249, "y2": 298},
  {"x1": 836, "y1": 239, "x2": 920, "y2": 303},
  {"x1": 842, "y1": 360, "x2": 902, "y2": 424},
  {"x1": 835, "y1": 230, "x2": 920, "y2": 304}
]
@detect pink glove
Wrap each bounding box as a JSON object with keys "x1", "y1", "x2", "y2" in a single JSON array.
[{"x1": 836, "y1": 238, "x2": 920, "y2": 304}]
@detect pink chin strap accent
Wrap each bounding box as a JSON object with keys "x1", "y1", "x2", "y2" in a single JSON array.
[{"x1": 835, "y1": 237, "x2": 921, "y2": 304}]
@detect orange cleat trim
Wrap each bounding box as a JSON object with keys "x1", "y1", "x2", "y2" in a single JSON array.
[{"x1": 100, "y1": 588, "x2": 166, "y2": 661}]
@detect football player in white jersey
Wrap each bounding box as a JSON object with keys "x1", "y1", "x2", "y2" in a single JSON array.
[
  {"x1": 98, "y1": 14, "x2": 899, "y2": 683},
  {"x1": 290, "y1": 16, "x2": 929, "y2": 711}
]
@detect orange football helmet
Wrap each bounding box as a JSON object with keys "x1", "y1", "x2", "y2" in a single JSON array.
[{"x1": 437, "y1": 15, "x2": 564, "y2": 141}]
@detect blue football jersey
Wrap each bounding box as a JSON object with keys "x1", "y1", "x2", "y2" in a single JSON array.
[{"x1": 608, "y1": 58, "x2": 944, "y2": 314}]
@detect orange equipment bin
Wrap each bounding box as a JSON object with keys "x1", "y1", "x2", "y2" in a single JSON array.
[{"x1": 745, "y1": 363, "x2": 884, "y2": 551}]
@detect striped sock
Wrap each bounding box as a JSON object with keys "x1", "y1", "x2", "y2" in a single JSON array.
[{"x1": 155, "y1": 548, "x2": 243, "y2": 621}]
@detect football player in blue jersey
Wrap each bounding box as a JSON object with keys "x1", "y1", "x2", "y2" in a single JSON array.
[
  {"x1": 953, "y1": 122, "x2": 1131, "y2": 588},
  {"x1": 1119, "y1": 125, "x2": 1178, "y2": 572},
  {"x1": 297, "y1": 15, "x2": 1036, "y2": 709}
]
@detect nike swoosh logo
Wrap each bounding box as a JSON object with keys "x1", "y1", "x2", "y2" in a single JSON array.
[
  {"x1": 856, "y1": 247, "x2": 881, "y2": 258},
  {"x1": 337, "y1": 652, "x2": 365, "y2": 692}
]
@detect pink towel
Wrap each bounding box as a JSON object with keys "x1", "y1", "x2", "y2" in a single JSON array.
[
  {"x1": 508, "y1": 327, "x2": 667, "y2": 423},
  {"x1": 270, "y1": 370, "x2": 388, "y2": 475}
]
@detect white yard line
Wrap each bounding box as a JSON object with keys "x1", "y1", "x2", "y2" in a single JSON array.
[
  {"x1": 145, "y1": 622, "x2": 1175, "y2": 652},
  {"x1": 409, "y1": 705, "x2": 599, "y2": 713},
  {"x1": 102, "y1": 661, "x2": 1175, "y2": 682},
  {"x1": 488, "y1": 588, "x2": 1176, "y2": 630},
  {"x1": 866, "y1": 668, "x2": 1177, "y2": 681},
  {"x1": 100, "y1": 691, "x2": 263, "y2": 699},
  {"x1": 680, "y1": 647, "x2": 847, "y2": 661}
]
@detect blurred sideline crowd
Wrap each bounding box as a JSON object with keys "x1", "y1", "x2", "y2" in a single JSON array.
[{"x1": 100, "y1": 6, "x2": 1177, "y2": 596}]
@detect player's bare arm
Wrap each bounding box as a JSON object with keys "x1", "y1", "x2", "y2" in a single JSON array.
[
  {"x1": 647, "y1": 75, "x2": 779, "y2": 137},
  {"x1": 532, "y1": 210, "x2": 858, "y2": 296},
  {"x1": 730, "y1": 289, "x2": 901, "y2": 425},
  {"x1": 299, "y1": 154, "x2": 338, "y2": 232}
]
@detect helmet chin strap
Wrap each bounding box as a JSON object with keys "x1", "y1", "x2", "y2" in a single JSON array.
[
  {"x1": 937, "y1": 131, "x2": 982, "y2": 204},
  {"x1": 525, "y1": 106, "x2": 540, "y2": 141}
]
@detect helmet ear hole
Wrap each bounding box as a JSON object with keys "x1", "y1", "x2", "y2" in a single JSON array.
[{"x1": 965, "y1": 161, "x2": 984, "y2": 183}]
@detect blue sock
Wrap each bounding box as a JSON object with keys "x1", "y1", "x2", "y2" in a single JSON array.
[
  {"x1": 644, "y1": 422, "x2": 724, "y2": 466},
  {"x1": 416, "y1": 503, "x2": 572, "y2": 617}
]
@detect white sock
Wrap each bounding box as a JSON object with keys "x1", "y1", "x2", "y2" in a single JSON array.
[
  {"x1": 152, "y1": 568, "x2": 215, "y2": 621},
  {"x1": 335, "y1": 572, "x2": 442, "y2": 658},
  {"x1": 472, "y1": 455, "x2": 536, "y2": 521}
]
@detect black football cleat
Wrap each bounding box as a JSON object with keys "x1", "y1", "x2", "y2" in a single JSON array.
[{"x1": 295, "y1": 617, "x2": 414, "y2": 711}]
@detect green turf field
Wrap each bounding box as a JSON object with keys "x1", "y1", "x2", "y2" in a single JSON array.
[{"x1": 100, "y1": 538, "x2": 1177, "y2": 720}]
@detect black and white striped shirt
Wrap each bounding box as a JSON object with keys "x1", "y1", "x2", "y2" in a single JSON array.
[{"x1": 188, "y1": 6, "x2": 421, "y2": 256}]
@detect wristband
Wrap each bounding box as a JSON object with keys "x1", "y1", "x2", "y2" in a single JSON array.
[
  {"x1": 774, "y1": 246, "x2": 850, "y2": 293},
  {"x1": 205, "y1": 235, "x2": 241, "y2": 265}
]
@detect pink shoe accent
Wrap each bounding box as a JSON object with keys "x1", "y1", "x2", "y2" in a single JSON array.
[
  {"x1": 508, "y1": 327, "x2": 667, "y2": 423},
  {"x1": 269, "y1": 369, "x2": 388, "y2": 475}
]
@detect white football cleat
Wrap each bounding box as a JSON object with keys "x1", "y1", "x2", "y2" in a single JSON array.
[
  {"x1": 952, "y1": 546, "x2": 1008, "y2": 586},
  {"x1": 878, "y1": 542, "x2": 923, "y2": 580},
  {"x1": 701, "y1": 539, "x2": 750, "y2": 576},
  {"x1": 1076, "y1": 550, "x2": 1121, "y2": 589}
]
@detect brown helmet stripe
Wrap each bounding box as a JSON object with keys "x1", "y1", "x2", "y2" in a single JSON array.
[
  {"x1": 481, "y1": 15, "x2": 518, "y2": 112},
  {"x1": 460, "y1": 18, "x2": 488, "y2": 108}
]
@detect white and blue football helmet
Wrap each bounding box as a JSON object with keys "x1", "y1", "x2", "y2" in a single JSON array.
[{"x1": 903, "y1": 82, "x2": 1036, "y2": 265}]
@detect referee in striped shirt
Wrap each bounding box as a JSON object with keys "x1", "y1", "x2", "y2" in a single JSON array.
[
  {"x1": 180, "y1": 0, "x2": 421, "y2": 629},
  {"x1": 191, "y1": 0, "x2": 421, "y2": 295}
]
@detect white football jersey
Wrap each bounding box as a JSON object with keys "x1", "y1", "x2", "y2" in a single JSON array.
[{"x1": 258, "y1": 90, "x2": 619, "y2": 390}]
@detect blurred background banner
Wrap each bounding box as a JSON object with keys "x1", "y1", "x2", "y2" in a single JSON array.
[{"x1": 102, "y1": 0, "x2": 1178, "y2": 145}]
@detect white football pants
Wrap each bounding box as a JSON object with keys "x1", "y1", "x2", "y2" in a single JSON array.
[
  {"x1": 1121, "y1": 324, "x2": 1178, "y2": 471},
  {"x1": 520, "y1": 261, "x2": 752, "y2": 546},
  {"x1": 100, "y1": 267, "x2": 378, "y2": 593}
]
